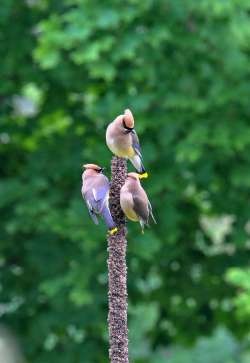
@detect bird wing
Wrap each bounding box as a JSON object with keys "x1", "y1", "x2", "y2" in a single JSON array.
[
  {"x1": 131, "y1": 130, "x2": 142, "y2": 158},
  {"x1": 81, "y1": 186, "x2": 98, "y2": 223},
  {"x1": 86, "y1": 199, "x2": 99, "y2": 225},
  {"x1": 81, "y1": 175, "x2": 110, "y2": 222},
  {"x1": 132, "y1": 193, "x2": 149, "y2": 224},
  {"x1": 92, "y1": 175, "x2": 110, "y2": 211},
  {"x1": 85, "y1": 175, "x2": 110, "y2": 213}
]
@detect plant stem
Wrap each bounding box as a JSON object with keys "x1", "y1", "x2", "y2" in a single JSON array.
[{"x1": 107, "y1": 156, "x2": 129, "y2": 363}]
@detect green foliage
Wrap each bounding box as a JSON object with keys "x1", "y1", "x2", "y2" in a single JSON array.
[
  {"x1": 226, "y1": 268, "x2": 250, "y2": 320},
  {"x1": 152, "y1": 327, "x2": 248, "y2": 363},
  {"x1": 1, "y1": 0, "x2": 250, "y2": 362}
]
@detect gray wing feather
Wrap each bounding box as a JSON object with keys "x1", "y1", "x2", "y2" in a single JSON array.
[
  {"x1": 90, "y1": 175, "x2": 110, "y2": 212},
  {"x1": 133, "y1": 194, "x2": 149, "y2": 224},
  {"x1": 93, "y1": 182, "x2": 109, "y2": 202},
  {"x1": 131, "y1": 130, "x2": 142, "y2": 158},
  {"x1": 101, "y1": 203, "x2": 116, "y2": 229},
  {"x1": 86, "y1": 199, "x2": 99, "y2": 225}
]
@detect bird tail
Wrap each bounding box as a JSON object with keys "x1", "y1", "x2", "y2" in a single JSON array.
[
  {"x1": 101, "y1": 204, "x2": 117, "y2": 231},
  {"x1": 139, "y1": 220, "x2": 145, "y2": 234},
  {"x1": 129, "y1": 155, "x2": 147, "y2": 175}
]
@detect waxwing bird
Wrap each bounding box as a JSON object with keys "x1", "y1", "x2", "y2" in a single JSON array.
[
  {"x1": 81, "y1": 164, "x2": 117, "y2": 235},
  {"x1": 120, "y1": 172, "x2": 156, "y2": 232},
  {"x1": 106, "y1": 109, "x2": 148, "y2": 178}
]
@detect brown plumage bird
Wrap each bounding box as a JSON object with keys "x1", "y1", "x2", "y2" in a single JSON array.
[
  {"x1": 81, "y1": 164, "x2": 117, "y2": 234},
  {"x1": 120, "y1": 172, "x2": 156, "y2": 232},
  {"x1": 106, "y1": 109, "x2": 148, "y2": 177}
]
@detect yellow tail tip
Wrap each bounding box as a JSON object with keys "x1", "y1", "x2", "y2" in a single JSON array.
[
  {"x1": 109, "y1": 227, "x2": 118, "y2": 235},
  {"x1": 139, "y1": 172, "x2": 148, "y2": 179}
]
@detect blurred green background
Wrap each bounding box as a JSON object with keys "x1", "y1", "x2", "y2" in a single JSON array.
[{"x1": 1, "y1": 0, "x2": 250, "y2": 362}]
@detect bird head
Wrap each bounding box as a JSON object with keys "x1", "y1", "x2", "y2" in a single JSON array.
[
  {"x1": 127, "y1": 172, "x2": 140, "y2": 181},
  {"x1": 122, "y1": 109, "x2": 134, "y2": 131},
  {"x1": 82, "y1": 164, "x2": 105, "y2": 174}
]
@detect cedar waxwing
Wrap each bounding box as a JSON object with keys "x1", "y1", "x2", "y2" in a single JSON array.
[
  {"x1": 120, "y1": 172, "x2": 156, "y2": 232},
  {"x1": 81, "y1": 164, "x2": 117, "y2": 235},
  {"x1": 106, "y1": 109, "x2": 148, "y2": 178}
]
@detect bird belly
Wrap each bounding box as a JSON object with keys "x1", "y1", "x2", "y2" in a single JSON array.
[
  {"x1": 120, "y1": 195, "x2": 139, "y2": 221},
  {"x1": 106, "y1": 135, "x2": 135, "y2": 158},
  {"x1": 123, "y1": 207, "x2": 138, "y2": 221}
]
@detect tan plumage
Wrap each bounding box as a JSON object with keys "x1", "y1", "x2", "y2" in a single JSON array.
[
  {"x1": 106, "y1": 109, "x2": 148, "y2": 177},
  {"x1": 120, "y1": 172, "x2": 156, "y2": 232}
]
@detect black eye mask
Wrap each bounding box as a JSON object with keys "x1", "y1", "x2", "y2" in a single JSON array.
[{"x1": 122, "y1": 119, "x2": 134, "y2": 132}]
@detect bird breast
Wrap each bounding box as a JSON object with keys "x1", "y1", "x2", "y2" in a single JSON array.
[
  {"x1": 106, "y1": 124, "x2": 135, "y2": 158},
  {"x1": 120, "y1": 189, "x2": 139, "y2": 221}
]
